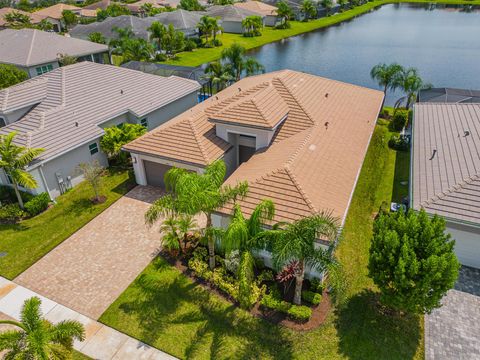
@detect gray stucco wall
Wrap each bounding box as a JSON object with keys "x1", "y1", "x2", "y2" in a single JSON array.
[{"x1": 222, "y1": 21, "x2": 244, "y2": 34}]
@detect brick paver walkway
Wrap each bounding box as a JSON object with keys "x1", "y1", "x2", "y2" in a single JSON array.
[
  {"x1": 15, "y1": 186, "x2": 164, "y2": 320},
  {"x1": 425, "y1": 266, "x2": 480, "y2": 359}
]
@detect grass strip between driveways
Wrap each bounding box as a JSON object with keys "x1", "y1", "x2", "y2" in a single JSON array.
[
  {"x1": 99, "y1": 122, "x2": 423, "y2": 359},
  {"x1": 0, "y1": 168, "x2": 135, "y2": 280},
  {"x1": 162, "y1": 0, "x2": 480, "y2": 67}
]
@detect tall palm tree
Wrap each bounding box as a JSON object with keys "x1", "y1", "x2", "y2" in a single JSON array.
[
  {"x1": 221, "y1": 43, "x2": 246, "y2": 81},
  {"x1": 0, "y1": 132, "x2": 44, "y2": 209},
  {"x1": 197, "y1": 15, "x2": 214, "y2": 44},
  {"x1": 245, "y1": 58, "x2": 265, "y2": 77},
  {"x1": 276, "y1": 1, "x2": 293, "y2": 28},
  {"x1": 394, "y1": 67, "x2": 431, "y2": 109},
  {"x1": 202, "y1": 61, "x2": 232, "y2": 94},
  {"x1": 148, "y1": 21, "x2": 167, "y2": 53},
  {"x1": 300, "y1": 0, "x2": 317, "y2": 21},
  {"x1": 145, "y1": 160, "x2": 248, "y2": 269},
  {"x1": 259, "y1": 212, "x2": 340, "y2": 305},
  {"x1": 122, "y1": 38, "x2": 154, "y2": 62},
  {"x1": 370, "y1": 62, "x2": 403, "y2": 96},
  {"x1": 321, "y1": 0, "x2": 334, "y2": 15},
  {"x1": 0, "y1": 297, "x2": 85, "y2": 359}
]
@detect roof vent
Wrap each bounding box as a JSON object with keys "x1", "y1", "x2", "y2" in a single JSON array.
[
  {"x1": 324, "y1": 121, "x2": 329, "y2": 130},
  {"x1": 215, "y1": 96, "x2": 219, "y2": 100},
  {"x1": 120, "y1": 89, "x2": 124, "y2": 95},
  {"x1": 74, "y1": 122, "x2": 78, "y2": 127},
  {"x1": 464, "y1": 130, "x2": 470, "y2": 137},
  {"x1": 325, "y1": 93, "x2": 329, "y2": 98},
  {"x1": 238, "y1": 87, "x2": 242, "y2": 92},
  {"x1": 429, "y1": 149, "x2": 437, "y2": 160}
]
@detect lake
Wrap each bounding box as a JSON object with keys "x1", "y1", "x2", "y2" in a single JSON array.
[{"x1": 247, "y1": 4, "x2": 480, "y2": 105}]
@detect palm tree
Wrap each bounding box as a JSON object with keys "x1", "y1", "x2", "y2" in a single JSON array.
[
  {"x1": 145, "y1": 160, "x2": 248, "y2": 269},
  {"x1": 202, "y1": 61, "x2": 232, "y2": 94},
  {"x1": 276, "y1": 1, "x2": 293, "y2": 28},
  {"x1": 0, "y1": 297, "x2": 85, "y2": 359},
  {"x1": 321, "y1": 0, "x2": 334, "y2": 15},
  {"x1": 0, "y1": 132, "x2": 44, "y2": 209},
  {"x1": 300, "y1": 0, "x2": 317, "y2": 21},
  {"x1": 221, "y1": 43, "x2": 246, "y2": 81},
  {"x1": 394, "y1": 67, "x2": 431, "y2": 110},
  {"x1": 148, "y1": 21, "x2": 167, "y2": 53},
  {"x1": 370, "y1": 62, "x2": 404, "y2": 96},
  {"x1": 197, "y1": 15, "x2": 214, "y2": 44},
  {"x1": 122, "y1": 38, "x2": 154, "y2": 62},
  {"x1": 259, "y1": 212, "x2": 340, "y2": 305},
  {"x1": 245, "y1": 58, "x2": 265, "y2": 77},
  {"x1": 211, "y1": 17, "x2": 222, "y2": 42}
]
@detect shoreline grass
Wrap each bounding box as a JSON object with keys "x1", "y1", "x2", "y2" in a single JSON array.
[{"x1": 165, "y1": 0, "x2": 480, "y2": 67}]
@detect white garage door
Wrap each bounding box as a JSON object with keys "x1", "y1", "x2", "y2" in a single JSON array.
[
  {"x1": 447, "y1": 223, "x2": 480, "y2": 269},
  {"x1": 143, "y1": 161, "x2": 172, "y2": 188}
]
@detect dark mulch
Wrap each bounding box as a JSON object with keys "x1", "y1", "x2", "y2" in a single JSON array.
[{"x1": 91, "y1": 195, "x2": 107, "y2": 204}]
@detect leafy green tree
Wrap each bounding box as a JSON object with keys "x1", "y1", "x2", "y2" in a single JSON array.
[
  {"x1": 300, "y1": 0, "x2": 317, "y2": 21},
  {"x1": 97, "y1": 3, "x2": 131, "y2": 21},
  {"x1": 369, "y1": 209, "x2": 459, "y2": 314},
  {"x1": 202, "y1": 61, "x2": 232, "y2": 94},
  {"x1": 242, "y1": 15, "x2": 263, "y2": 37},
  {"x1": 4, "y1": 11, "x2": 32, "y2": 28},
  {"x1": 0, "y1": 132, "x2": 44, "y2": 209},
  {"x1": 394, "y1": 67, "x2": 431, "y2": 109},
  {"x1": 37, "y1": 19, "x2": 54, "y2": 31},
  {"x1": 100, "y1": 123, "x2": 146, "y2": 163},
  {"x1": 245, "y1": 57, "x2": 265, "y2": 76},
  {"x1": 161, "y1": 24, "x2": 185, "y2": 57},
  {"x1": 16, "y1": 0, "x2": 33, "y2": 12},
  {"x1": 140, "y1": 3, "x2": 164, "y2": 16},
  {"x1": 276, "y1": 1, "x2": 293, "y2": 28},
  {"x1": 221, "y1": 43, "x2": 264, "y2": 81},
  {"x1": 57, "y1": 53, "x2": 78, "y2": 66},
  {"x1": 337, "y1": 0, "x2": 349, "y2": 10},
  {"x1": 88, "y1": 31, "x2": 107, "y2": 44},
  {"x1": 145, "y1": 160, "x2": 249, "y2": 269},
  {"x1": 370, "y1": 62, "x2": 403, "y2": 95},
  {"x1": 197, "y1": 15, "x2": 214, "y2": 44},
  {"x1": 179, "y1": 0, "x2": 204, "y2": 11},
  {"x1": 123, "y1": 38, "x2": 154, "y2": 61},
  {"x1": 160, "y1": 214, "x2": 198, "y2": 255},
  {"x1": 321, "y1": 0, "x2": 333, "y2": 15},
  {"x1": 148, "y1": 21, "x2": 167, "y2": 52},
  {"x1": 259, "y1": 212, "x2": 340, "y2": 305},
  {"x1": 0, "y1": 64, "x2": 28, "y2": 90},
  {"x1": 61, "y1": 9, "x2": 78, "y2": 30},
  {"x1": 0, "y1": 297, "x2": 85, "y2": 358}
]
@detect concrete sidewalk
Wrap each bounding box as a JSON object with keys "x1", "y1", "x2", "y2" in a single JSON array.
[{"x1": 0, "y1": 277, "x2": 177, "y2": 360}]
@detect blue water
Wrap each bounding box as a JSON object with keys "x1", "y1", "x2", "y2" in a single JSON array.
[{"x1": 247, "y1": 4, "x2": 480, "y2": 105}]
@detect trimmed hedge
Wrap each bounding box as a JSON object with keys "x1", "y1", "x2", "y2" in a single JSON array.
[
  {"x1": 260, "y1": 287, "x2": 313, "y2": 322},
  {"x1": 24, "y1": 193, "x2": 50, "y2": 216},
  {"x1": 392, "y1": 110, "x2": 408, "y2": 131},
  {"x1": 302, "y1": 290, "x2": 322, "y2": 305}
]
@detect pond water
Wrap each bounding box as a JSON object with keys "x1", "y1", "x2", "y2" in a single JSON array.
[{"x1": 247, "y1": 4, "x2": 480, "y2": 105}]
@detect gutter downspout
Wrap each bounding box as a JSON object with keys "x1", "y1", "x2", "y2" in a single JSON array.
[{"x1": 38, "y1": 165, "x2": 56, "y2": 204}]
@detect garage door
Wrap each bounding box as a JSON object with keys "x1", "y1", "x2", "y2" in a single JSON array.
[
  {"x1": 143, "y1": 161, "x2": 172, "y2": 188},
  {"x1": 447, "y1": 223, "x2": 480, "y2": 269}
]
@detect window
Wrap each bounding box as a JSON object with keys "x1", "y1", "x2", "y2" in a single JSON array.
[
  {"x1": 89, "y1": 142, "x2": 99, "y2": 155},
  {"x1": 35, "y1": 64, "x2": 54, "y2": 76},
  {"x1": 140, "y1": 118, "x2": 148, "y2": 128}
]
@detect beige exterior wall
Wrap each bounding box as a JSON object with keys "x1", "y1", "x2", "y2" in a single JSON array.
[{"x1": 446, "y1": 221, "x2": 480, "y2": 269}]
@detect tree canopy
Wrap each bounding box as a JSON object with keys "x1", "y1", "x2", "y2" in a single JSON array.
[{"x1": 0, "y1": 64, "x2": 28, "y2": 90}]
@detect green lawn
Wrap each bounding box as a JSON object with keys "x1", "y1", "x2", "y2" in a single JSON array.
[
  {"x1": 0, "y1": 168, "x2": 135, "y2": 279},
  {"x1": 163, "y1": 0, "x2": 480, "y2": 67},
  {"x1": 73, "y1": 351, "x2": 92, "y2": 360},
  {"x1": 100, "y1": 121, "x2": 421, "y2": 359}
]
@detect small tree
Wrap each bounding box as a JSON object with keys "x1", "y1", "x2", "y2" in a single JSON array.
[
  {"x1": 61, "y1": 9, "x2": 78, "y2": 30},
  {"x1": 369, "y1": 209, "x2": 460, "y2": 314},
  {"x1": 0, "y1": 132, "x2": 44, "y2": 209},
  {"x1": 37, "y1": 19, "x2": 54, "y2": 31},
  {"x1": 77, "y1": 160, "x2": 104, "y2": 203},
  {"x1": 4, "y1": 11, "x2": 32, "y2": 28},
  {"x1": 57, "y1": 53, "x2": 78, "y2": 66},
  {"x1": 370, "y1": 62, "x2": 403, "y2": 96},
  {"x1": 300, "y1": 0, "x2": 317, "y2": 21},
  {"x1": 276, "y1": 1, "x2": 293, "y2": 28},
  {"x1": 100, "y1": 123, "x2": 146, "y2": 163},
  {"x1": 321, "y1": 0, "x2": 333, "y2": 15},
  {"x1": 242, "y1": 15, "x2": 263, "y2": 37},
  {"x1": 0, "y1": 297, "x2": 85, "y2": 358},
  {"x1": 0, "y1": 64, "x2": 28, "y2": 90},
  {"x1": 88, "y1": 31, "x2": 107, "y2": 44},
  {"x1": 179, "y1": 0, "x2": 204, "y2": 10}
]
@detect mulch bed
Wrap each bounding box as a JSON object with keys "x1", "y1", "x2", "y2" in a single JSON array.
[{"x1": 163, "y1": 253, "x2": 332, "y2": 331}]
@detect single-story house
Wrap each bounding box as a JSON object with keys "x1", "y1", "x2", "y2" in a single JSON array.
[
  {"x1": 411, "y1": 101, "x2": 480, "y2": 268},
  {"x1": 127, "y1": 0, "x2": 166, "y2": 16},
  {"x1": 418, "y1": 87, "x2": 480, "y2": 104},
  {"x1": 83, "y1": 0, "x2": 120, "y2": 11},
  {"x1": 233, "y1": 1, "x2": 279, "y2": 27},
  {"x1": 206, "y1": 5, "x2": 264, "y2": 34},
  {"x1": 33, "y1": 4, "x2": 96, "y2": 32},
  {"x1": 0, "y1": 62, "x2": 201, "y2": 199},
  {"x1": 0, "y1": 8, "x2": 45, "y2": 29},
  {"x1": 70, "y1": 15, "x2": 152, "y2": 41},
  {"x1": 124, "y1": 70, "x2": 383, "y2": 259},
  {"x1": 148, "y1": 10, "x2": 204, "y2": 37},
  {"x1": 0, "y1": 29, "x2": 109, "y2": 78}
]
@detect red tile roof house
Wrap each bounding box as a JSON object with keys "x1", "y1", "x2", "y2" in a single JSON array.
[
  {"x1": 0, "y1": 62, "x2": 200, "y2": 199},
  {"x1": 124, "y1": 70, "x2": 384, "y2": 271},
  {"x1": 411, "y1": 102, "x2": 480, "y2": 268}
]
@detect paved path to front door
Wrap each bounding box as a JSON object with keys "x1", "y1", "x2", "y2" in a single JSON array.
[
  {"x1": 0, "y1": 277, "x2": 177, "y2": 359},
  {"x1": 15, "y1": 186, "x2": 164, "y2": 320},
  {"x1": 425, "y1": 266, "x2": 480, "y2": 359}
]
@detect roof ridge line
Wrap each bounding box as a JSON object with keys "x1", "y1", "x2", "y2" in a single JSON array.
[
  {"x1": 26, "y1": 29, "x2": 36, "y2": 67},
  {"x1": 421, "y1": 174, "x2": 480, "y2": 206},
  {"x1": 187, "y1": 114, "x2": 209, "y2": 162},
  {"x1": 285, "y1": 129, "x2": 314, "y2": 166},
  {"x1": 283, "y1": 166, "x2": 317, "y2": 212}
]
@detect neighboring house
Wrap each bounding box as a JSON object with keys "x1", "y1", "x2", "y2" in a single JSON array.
[
  {"x1": 0, "y1": 8, "x2": 45, "y2": 29},
  {"x1": 70, "y1": 15, "x2": 152, "y2": 41},
  {"x1": 0, "y1": 29, "x2": 109, "y2": 78},
  {"x1": 124, "y1": 70, "x2": 384, "y2": 252},
  {"x1": 149, "y1": 10, "x2": 204, "y2": 37},
  {"x1": 33, "y1": 4, "x2": 96, "y2": 32},
  {"x1": 127, "y1": 0, "x2": 166, "y2": 16},
  {"x1": 83, "y1": 0, "x2": 119, "y2": 11},
  {"x1": 0, "y1": 62, "x2": 201, "y2": 199},
  {"x1": 411, "y1": 101, "x2": 480, "y2": 269},
  {"x1": 418, "y1": 87, "x2": 480, "y2": 103},
  {"x1": 206, "y1": 5, "x2": 264, "y2": 34},
  {"x1": 233, "y1": 1, "x2": 279, "y2": 26}
]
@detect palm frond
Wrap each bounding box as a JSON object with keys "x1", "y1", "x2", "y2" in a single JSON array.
[
  {"x1": 0, "y1": 330, "x2": 23, "y2": 351},
  {"x1": 145, "y1": 195, "x2": 175, "y2": 225},
  {"x1": 12, "y1": 169, "x2": 37, "y2": 189},
  {"x1": 51, "y1": 320, "x2": 85, "y2": 345},
  {"x1": 247, "y1": 199, "x2": 275, "y2": 237},
  {"x1": 20, "y1": 297, "x2": 42, "y2": 332},
  {"x1": 223, "y1": 205, "x2": 249, "y2": 253}
]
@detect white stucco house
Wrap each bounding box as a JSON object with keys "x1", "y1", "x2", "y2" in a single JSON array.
[
  {"x1": 0, "y1": 62, "x2": 200, "y2": 199},
  {"x1": 411, "y1": 100, "x2": 480, "y2": 269},
  {"x1": 206, "y1": 5, "x2": 265, "y2": 34}
]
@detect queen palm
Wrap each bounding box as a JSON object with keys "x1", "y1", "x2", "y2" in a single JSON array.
[
  {"x1": 0, "y1": 132, "x2": 44, "y2": 209},
  {"x1": 146, "y1": 160, "x2": 248, "y2": 269},
  {"x1": 245, "y1": 58, "x2": 265, "y2": 77},
  {"x1": 197, "y1": 15, "x2": 214, "y2": 44},
  {"x1": 148, "y1": 21, "x2": 167, "y2": 53},
  {"x1": 276, "y1": 1, "x2": 293, "y2": 28},
  {"x1": 202, "y1": 61, "x2": 232, "y2": 94},
  {"x1": 394, "y1": 67, "x2": 431, "y2": 110},
  {"x1": 300, "y1": 0, "x2": 317, "y2": 21},
  {"x1": 221, "y1": 44, "x2": 265, "y2": 81},
  {"x1": 0, "y1": 297, "x2": 85, "y2": 359},
  {"x1": 259, "y1": 212, "x2": 340, "y2": 305},
  {"x1": 370, "y1": 62, "x2": 403, "y2": 96}
]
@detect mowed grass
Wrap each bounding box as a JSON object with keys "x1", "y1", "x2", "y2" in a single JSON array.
[
  {"x1": 164, "y1": 0, "x2": 480, "y2": 67},
  {"x1": 100, "y1": 122, "x2": 422, "y2": 359},
  {"x1": 0, "y1": 168, "x2": 135, "y2": 279}
]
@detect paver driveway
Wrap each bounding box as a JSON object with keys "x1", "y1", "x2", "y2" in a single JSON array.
[
  {"x1": 425, "y1": 266, "x2": 480, "y2": 360},
  {"x1": 15, "y1": 186, "x2": 164, "y2": 320}
]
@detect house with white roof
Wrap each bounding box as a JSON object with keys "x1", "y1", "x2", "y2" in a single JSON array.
[{"x1": 0, "y1": 62, "x2": 200, "y2": 199}]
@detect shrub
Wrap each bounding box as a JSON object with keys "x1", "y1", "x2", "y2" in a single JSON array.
[
  {"x1": 238, "y1": 251, "x2": 255, "y2": 309},
  {"x1": 212, "y1": 38, "x2": 222, "y2": 47},
  {"x1": 310, "y1": 278, "x2": 324, "y2": 294},
  {"x1": 0, "y1": 203, "x2": 26, "y2": 223},
  {"x1": 388, "y1": 135, "x2": 409, "y2": 151},
  {"x1": 287, "y1": 305, "x2": 312, "y2": 322},
  {"x1": 188, "y1": 257, "x2": 209, "y2": 277},
  {"x1": 257, "y1": 269, "x2": 274, "y2": 283},
  {"x1": 224, "y1": 250, "x2": 241, "y2": 275},
  {"x1": 392, "y1": 110, "x2": 408, "y2": 131},
  {"x1": 154, "y1": 53, "x2": 167, "y2": 62},
  {"x1": 301, "y1": 290, "x2": 322, "y2": 305},
  {"x1": 192, "y1": 246, "x2": 208, "y2": 261},
  {"x1": 0, "y1": 185, "x2": 34, "y2": 204},
  {"x1": 260, "y1": 291, "x2": 291, "y2": 313},
  {"x1": 183, "y1": 39, "x2": 197, "y2": 51},
  {"x1": 24, "y1": 193, "x2": 50, "y2": 216}
]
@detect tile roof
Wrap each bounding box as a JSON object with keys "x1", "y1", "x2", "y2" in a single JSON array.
[
  {"x1": 0, "y1": 62, "x2": 200, "y2": 166},
  {"x1": 233, "y1": 1, "x2": 278, "y2": 16},
  {"x1": 0, "y1": 29, "x2": 108, "y2": 67},
  {"x1": 125, "y1": 70, "x2": 383, "y2": 224},
  {"x1": 83, "y1": 0, "x2": 117, "y2": 10},
  {"x1": 206, "y1": 5, "x2": 261, "y2": 22},
  {"x1": 150, "y1": 9, "x2": 204, "y2": 32},
  {"x1": 412, "y1": 103, "x2": 480, "y2": 226},
  {"x1": 33, "y1": 4, "x2": 81, "y2": 19},
  {"x1": 0, "y1": 8, "x2": 45, "y2": 27}
]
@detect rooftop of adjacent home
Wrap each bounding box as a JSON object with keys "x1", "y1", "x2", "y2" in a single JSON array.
[
  {"x1": 0, "y1": 29, "x2": 109, "y2": 67},
  {"x1": 0, "y1": 62, "x2": 200, "y2": 166},
  {"x1": 124, "y1": 70, "x2": 384, "y2": 224},
  {"x1": 0, "y1": 8, "x2": 45, "y2": 27},
  {"x1": 412, "y1": 102, "x2": 480, "y2": 226},
  {"x1": 233, "y1": 1, "x2": 278, "y2": 16},
  {"x1": 206, "y1": 5, "x2": 262, "y2": 21}
]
